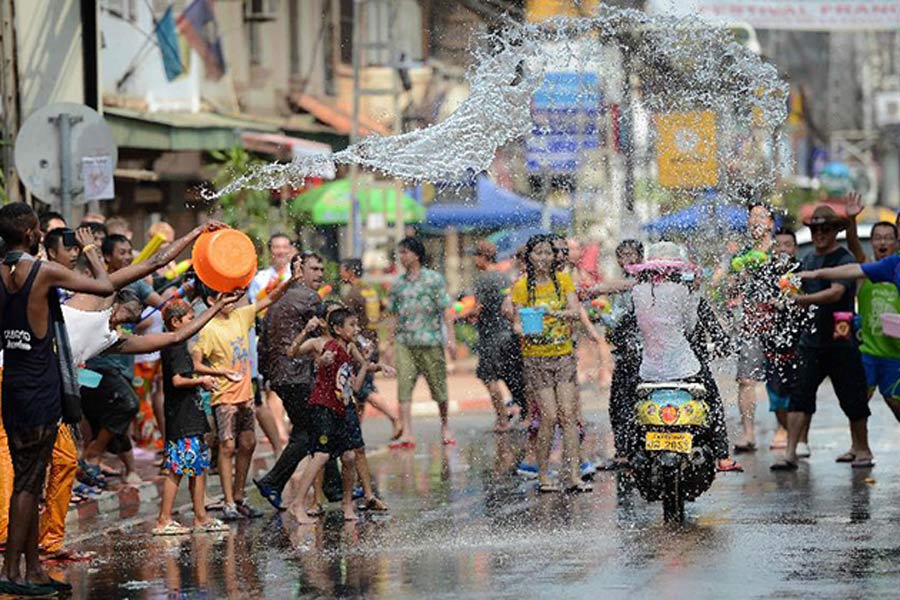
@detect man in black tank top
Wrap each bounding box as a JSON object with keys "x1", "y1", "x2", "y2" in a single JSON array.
[{"x1": 0, "y1": 203, "x2": 113, "y2": 595}]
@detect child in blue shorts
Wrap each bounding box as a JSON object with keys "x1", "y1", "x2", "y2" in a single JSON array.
[{"x1": 154, "y1": 299, "x2": 230, "y2": 535}]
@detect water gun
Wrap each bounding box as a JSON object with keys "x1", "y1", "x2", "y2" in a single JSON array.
[
  {"x1": 136, "y1": 280, "x2": 195, "y2": 324},
  {"x1": 778, "y1": 273, "x2": 801, "y2": 297},
  {"x1": 255, "y1": 270, "x2": 289, "y2": 303},
  {"x1": 133, "y1": 232, "x2": 168, "y2": 264},
  {"x1": 731, "y1": 249, "x2": 769, "y2": 272},
  {"x1": 586, "y1": 296, "x2": 612, "y2": 321},
  {"x1": 163, "y1": 259, "x2": 192, "y2": 280},
  {"x1": 452, "y1": 295, "x2": 477, "y2": 318},
  {"x1": 317, "y1": 284, "x2": 333, "y2": 299}
]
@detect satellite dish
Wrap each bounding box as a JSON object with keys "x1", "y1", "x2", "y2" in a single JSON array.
[{"x1": 14, "y1": 102, "x2": 118, "y2": 214}]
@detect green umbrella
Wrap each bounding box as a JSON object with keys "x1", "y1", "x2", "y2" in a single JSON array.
[{"x1": 290, "y1": 179, "x2": 425, "y2": 225}]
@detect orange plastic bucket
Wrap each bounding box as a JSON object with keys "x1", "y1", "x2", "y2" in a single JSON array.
[{"x1": 192, "y1": 229, "x2": 258, "y2": 292}]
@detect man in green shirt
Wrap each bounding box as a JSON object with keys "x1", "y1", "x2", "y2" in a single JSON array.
[
  {"x1": 844, "y1": 193, "x2": 900, "y2": 421},
  {"x1": 388, "y1": 237, "x2": 457, "y2": 447}
]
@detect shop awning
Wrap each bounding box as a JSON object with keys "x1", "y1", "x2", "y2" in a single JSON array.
[
  {"x1": 291, "y1": 93, "x2": 390, "y2": 136},
  {"x1": 425, "y1": 176, "x2": 572, "y2": 230},
  {"x1": 290, "y1": 178, "x2": 425, "y2": 225},
  {"x1": 104, "y1": 107, "x2": 281, "y2": 151},
  {"x1": 240, "y1": 132, "x2": 332, "y2": 162}
]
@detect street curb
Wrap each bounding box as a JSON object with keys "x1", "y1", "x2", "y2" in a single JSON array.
[
  {"x1": 66, "y1": 453, "x2": 277, "y2": 527},
  {"x1": 64, "y1": 390, "x2": 527, "y2": 526}
]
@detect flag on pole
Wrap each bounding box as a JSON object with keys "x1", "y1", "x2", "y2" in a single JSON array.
[
  {"x1": 156, "y1": 6, "x2": 184, "y2": 81},
  {"x1": 176, "y1": 0, "x2": 226, "y2": 80}
]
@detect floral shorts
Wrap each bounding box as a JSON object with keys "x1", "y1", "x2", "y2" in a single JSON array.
[{"x1": 163, "y1": 436, "x2": 211, "y2": 477}]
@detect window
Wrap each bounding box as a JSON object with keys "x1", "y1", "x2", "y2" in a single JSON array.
[
  {"x1": 248, "y1": 22, "x2": 263, "y2": 66},
  {"x1": 339, "y1": 0, "x2": 353, "y2": 65}
]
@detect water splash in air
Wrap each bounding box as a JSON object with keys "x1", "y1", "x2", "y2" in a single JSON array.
[{"x1": 202, "y1": 5, "x2": 787, "y2": 201}]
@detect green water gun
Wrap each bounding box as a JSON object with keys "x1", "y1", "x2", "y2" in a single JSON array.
[{"x1": 731, "y1": 249, "x2": 769, "y2": 272}]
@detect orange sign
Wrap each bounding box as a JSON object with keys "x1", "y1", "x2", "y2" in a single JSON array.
[
  {"x1": 526, "y1": 0, "x2": 600, "y2": 21},
  {"x1": 655, "y1": 111, "x2": 719, "y2": 189}
]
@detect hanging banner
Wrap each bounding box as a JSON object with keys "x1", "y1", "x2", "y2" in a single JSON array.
[
  {"x1": 656, "y1": 111, "x2": 719, "y2": 189},
  {"x1": 649, "y1": 1, "x2": 900, "y2": 31}
]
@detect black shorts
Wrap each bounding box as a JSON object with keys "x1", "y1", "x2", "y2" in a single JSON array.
[
  {"x1": 476, "y1": 337, "x2": 522, "y2": 384},
  {"x1": 345, "y1": 403, "x2": 364, "y2": 450},
  {"x1": 8, "y1": 424, "x2": 58, "y2": 495},
  {"x1": 789, "y1": 345, "x2": 870, "y2": 421},
  {"x1": 357, "y1": 373, "x2": 377, "y2": 402},
  {"x1": 309, "y1": 405, "x2": 352, "y2": 458},
  {"x1": 81, "y1": 370, "x2": 140, "y2": 440}
]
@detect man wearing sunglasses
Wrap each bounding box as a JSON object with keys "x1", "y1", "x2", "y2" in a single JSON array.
[{"x1": 771, "y1": 205, "x2": 872, "y2": 471}]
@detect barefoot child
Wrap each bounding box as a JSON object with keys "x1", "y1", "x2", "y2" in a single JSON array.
[
  {"x1": 290, "y1": 308, "x2": 386, "y2": 523},
  {"x1": 154, "y1": 298, "x2": 231, "y2": 535}
]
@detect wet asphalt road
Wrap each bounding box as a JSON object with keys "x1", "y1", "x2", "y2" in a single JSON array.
[{"x1": 41, "y1": 381, "x2": 900, "y2": 599}]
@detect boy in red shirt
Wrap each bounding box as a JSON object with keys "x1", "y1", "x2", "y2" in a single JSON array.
[{"x1": 290, "y1": 308, "x2": 387, "y2": 523}]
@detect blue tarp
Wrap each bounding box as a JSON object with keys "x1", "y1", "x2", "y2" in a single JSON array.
[
  {"x1": 425, "y1": 177, "x2": 572, "y2": 230},
  {"x1": 642, "y1": 201, "x2": 748, "y2": 235},
  {"x1": 488, "y1": 226, "x2": 550, "y2": 260}
]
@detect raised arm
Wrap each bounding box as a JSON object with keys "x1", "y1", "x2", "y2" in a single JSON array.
[
  {"x1": 43, "y1": 258, "x2": 113, "y2": 296},
  {"x1": 256, "y1": 271, "x2": 299, "y2": 312},
  {"x1": 796, "y1": 282, "x2": 848, "y2": 307},
  {"x1": 844, "y1": 192, "x2": 868, "y2": 263},
  {"x1": 109, "y1": 221, "x2": 227, "y2": 290},
  {"x1": 113, "y1": 292, "x2": 239, "y2": 354},
  {"x1": 798, "y1": 263, "x2": 865, "y2": 282}
]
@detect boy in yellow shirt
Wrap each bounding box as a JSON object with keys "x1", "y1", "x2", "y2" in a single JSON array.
[{"x1": 192, "y1": 275, "x2": 296, "y2": 521}]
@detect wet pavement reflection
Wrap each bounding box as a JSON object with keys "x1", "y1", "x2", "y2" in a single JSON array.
[{"x1": 49, "y1": 387, "x2": 900, "y2": 599}]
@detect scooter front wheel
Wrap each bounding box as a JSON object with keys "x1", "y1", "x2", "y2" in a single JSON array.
[{"x1": 662, "y1": 469, "x2": 685, "y2": 524}]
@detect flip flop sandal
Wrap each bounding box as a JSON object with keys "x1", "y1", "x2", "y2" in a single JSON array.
[
  {"x1": 388, "y1": 440, "x2": 416, "y2": 450},
  {"x1": 78, "y1": 461, "x2": 108, "y2": 488},
  {"x1": 770, "y1": 460, "x2": 799, "y2": 471},
  {"x1": 390, "y1": 426, "x2": 404, "y2": 442},
  {"x1": 538, "y1": 483, "x2": 560, "y2": 493},
  {"x1": 565, "y1": 482, "x2": 593, "y2": 494},
  {"x1": 195, "y1": 518, "x2": 230, "y2": 533},
  {"x1": 835, "y1": 452, "x2": 856, "y2": 463},
  {"x1": 0, "y1": 579, "x2": 57, "y2": 597},
  {"x1": 851, "y1": 458, "x2": 875, "y2": 469},
  {"x1": 361, "y1": 497, "x2": 390, "y2": 512},
  {"x1": 152, "y1": 521, "x2": 192, "y2": 536},
  {"x1": 717, "y1": 461, "x2": 744, "y2": 473},
  {"x1": 442, "y1": 438, "x2": 457, "y2": 446},
  {"x1": 306, "y1": 504, "x2": 324, "y2": 517},
  {"x1": 100, "y1": 465, "x2": 122, "y2": 477},
  {"x1": 733, "y1": 442, "x2": 757, "y2": 454},
  {"x1": 41, "y1": 548, "x2": 94, "y2": 563}
]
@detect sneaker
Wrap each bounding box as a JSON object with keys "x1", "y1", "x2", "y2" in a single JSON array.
[
  {"x1": 237, "y1": 500, "x2": 263, "y2": 519},
  {"x1": 253, "y1": 479, "x2": 284, "y2": 511},
  {"x1": 580, "y1": 461, "x2": 597, "y2": 481},
  {"x1": 796, "y1": 442, "x2": 811, "y2": 458},
  {"x1": 221, "y1": 503, "x2": 243, "y2": 521},
  {"x1": 516, "y1": 463, "x2": 538, "y2": 479}
]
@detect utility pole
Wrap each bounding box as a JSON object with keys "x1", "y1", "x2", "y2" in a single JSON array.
[
  {"x1": 348, "y1": 0, "x2": 404, "y2": 259},
  {"x1": 0, "y1": 0, "x2": 20, "y2": 202}
]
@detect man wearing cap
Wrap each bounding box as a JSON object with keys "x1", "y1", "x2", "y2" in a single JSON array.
[
  {"x1": 470, "y1": 240, "x2": 526, "y2": 432},
  {"x1": 771, "y1": 205, "x2": 873, "y2": 471},
  {"x1": 802, "y1": 192, "x2": 900, "y2": 425}
]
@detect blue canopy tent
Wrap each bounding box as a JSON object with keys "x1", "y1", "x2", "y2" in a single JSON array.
[
  {"x1": 424, "y1": 176, "x2": 572, "y2": 230},
  {"x1": 488, "y1": 226, "x2": 550, "y2": 260},
  {"x1": 642, "y1": 201, "x2": 748, "y2": 235}
]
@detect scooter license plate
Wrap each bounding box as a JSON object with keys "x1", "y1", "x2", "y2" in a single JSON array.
[{"x1": 645, "y1": 431, "x2": 693, "y2": 453}]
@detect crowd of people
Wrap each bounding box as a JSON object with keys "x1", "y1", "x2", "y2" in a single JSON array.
[{"x1": 1, "y1": 192, "x2": 899, "y2": 595}]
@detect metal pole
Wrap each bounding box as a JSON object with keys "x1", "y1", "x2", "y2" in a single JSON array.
[
  {"x1": 57, "y1": 113, "x2": 74, "y2": 225},
  {"x1": 622, "y1": 50, "x2": 635, "y2": 215},
  {"x1": 349, "y1": 0, "x2": 363, "y2": 258}
]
